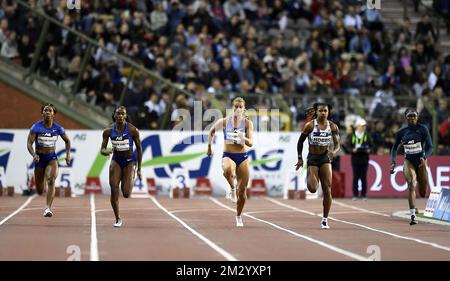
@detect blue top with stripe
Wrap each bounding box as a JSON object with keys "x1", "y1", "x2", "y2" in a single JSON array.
[
  {"x1": 30, "y1": 120, "x2": 65, "y2": 148},
  {"x1": 110, "y1": 122, "x2": 134, "y2": 152}
]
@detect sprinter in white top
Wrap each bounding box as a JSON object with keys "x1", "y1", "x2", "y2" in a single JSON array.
[{"x1": 207, "y1": 97, "x2": 254, "y2": 227}]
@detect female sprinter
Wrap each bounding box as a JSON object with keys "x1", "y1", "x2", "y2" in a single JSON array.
[
  {"x1": 207, "y1": 97, "x2": 254, "y2": 227},
  {"x1": 27, "y1": 104, "x2": 71, "y2": 217},
  {"x1": 295, "y1": 103, "x2": 340, "y2": 229},
  {"x1": 100, "y1": 106, "x2": 142, "y2": 227},
  {"x1": 390, "y1": 108, "x2": 432, "y2": 225}
]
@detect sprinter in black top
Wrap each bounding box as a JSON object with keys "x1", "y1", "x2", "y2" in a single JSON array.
[
  {"x1": 295, "y1": 103, "x2": 340, "y2": 229},
  {"x1": 390, "y1": 108, "x2": 433, "y2": 225}
]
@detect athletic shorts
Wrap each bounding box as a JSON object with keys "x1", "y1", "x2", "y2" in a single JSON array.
[
  {"x1": 405, "y1": 156, "x2": 422, "y2": 170},
  {"x1": 307, "y1": 152, "x2": 331, "y2": 168},
  {"x1": 223, "y1": 152, "x2": 249, "y2": 167},
  {"x1": 112, "y1": 154, "x2": 136, "y2": 169},
  {"x1": 35, "y1": 152, "x2": 58, "y2": 169}
]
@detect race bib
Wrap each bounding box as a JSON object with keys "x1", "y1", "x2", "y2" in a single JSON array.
[
  {"x1": 226, "y1": 132, "x2": 243, "y2": 145},
  {"x1": 112, "y1": 139, "x2": 130, "y2": 151},
  {"x1": 37, "y1": 135, "x2": 58, "y2": 147},
  {"x1": 404, "y1": 142, "x2": 422, "y2": 154},
  {"x1": 311, "y1": 135, "x2": 332, "y2": 146}
]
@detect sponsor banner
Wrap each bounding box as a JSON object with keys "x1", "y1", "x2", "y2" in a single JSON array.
[
  {"x1": 340, "y1": 155, "x2": 450, "y2": 197},
  {"x1": 0, "y1": 130, "x2": 308, "y2": 196},
  {"x1": 432, "y1": 188, "x2": 450, "y2": 221},
  {"x1": 424, "y1": 190, "x2": 442, "y2": 217}
]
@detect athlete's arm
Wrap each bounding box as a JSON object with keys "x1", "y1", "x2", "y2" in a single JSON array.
[
  {"x1": 295, "y1": 121, "x2": 313, "y2": 170},
  {"x1": 207, "y1": 118, "x2": 224, "y2": 157},
  {"x1": 422, "y1": 126, "x2": 433, "y2": 160},
  {"x1": 297, "y1": 121, "x2": 313, "y2": 159},
  {"x1": 390, "y1": 129, "x2": 402, "y2": 173},
  {"x1": 330, "y1": 122, "x2": 340, "y2": 158},
  {"x1": 60, "y1": 132, "x2": 71, "y2": 165},
  {"x1": 100, "y1": 129, "x2": 112, "y2": 156},
  {"x1": 131, "y1": 124, "x2": 142, "y2": 179},
  {"x1": 390, "y1": 129, "x2": 402, "y2": 165},
  {"x1": 242, "y1": 119, "x2": 254, "y2": 147},
  {"x1": 27, "y1": 132, "x2": 39, "y2": 162}
]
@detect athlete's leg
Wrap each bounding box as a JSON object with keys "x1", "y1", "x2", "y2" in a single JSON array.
[
  {"x1": 235, "y1": 160, "x2": 250, "y2": 217},
  {"x1": 44, "y1": 160, "x2": 59, "y2": 209},
  {"x1": 417, "y1": 159, "x2": 428, "y2": 198},
  {"x1": 319, "y1": 163, "x2": 333, "y2": 218},
  {"x1": 120, "y1": 163, "x2": 135, "y2": 198},
  {"x1": 404, "y1": 160, "x2": 418, "y2": 210},
  {"x1": 222, "y1": 157, "x2": 237, "y2": 191},
  {"x1": 109, "y1": 161, "x2": 123, "y2": 221},
  {"x1": 307, "y1": 166, "x2": 320, "y2": 193},
  {"x1": 34, "y1": 168, "x2": 45, "y2": 195}
]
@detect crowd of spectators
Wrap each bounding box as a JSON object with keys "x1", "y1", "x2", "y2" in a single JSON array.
[{"x1": 0, "y1": 0, "x2": 449, "y2": 154}]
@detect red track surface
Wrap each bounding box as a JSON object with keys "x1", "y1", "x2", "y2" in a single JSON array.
[{"x1": 0, "y1": 195, "x2": 449, "y2": 261}]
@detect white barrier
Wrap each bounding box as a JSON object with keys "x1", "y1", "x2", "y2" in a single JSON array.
[{"x1": 0, "y1": 130, "x2": 307, "y2": 196}]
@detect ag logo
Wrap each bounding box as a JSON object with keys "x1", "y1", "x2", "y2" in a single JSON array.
[
  {"x1": 67, "y1": 0, "x2": 81, "y2": 10},
  {"x1": 0, "y1": 132, "x2": 14, "y2": 173}
]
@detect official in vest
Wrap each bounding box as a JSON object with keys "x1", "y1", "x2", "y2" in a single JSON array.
[{"x1": 345, "y1": 118, "x2": 373, "y2": 201}]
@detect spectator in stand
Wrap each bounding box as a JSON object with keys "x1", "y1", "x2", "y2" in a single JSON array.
[{"x1": 415, "y1": 14, "x2": 437, "y2": 42}]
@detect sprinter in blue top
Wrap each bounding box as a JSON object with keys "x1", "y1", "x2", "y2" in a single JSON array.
[
  {"x1": 390, "y1": 108, "x2": 433, "y2": 225},
  {"x1": 100, "y1": 106, "x2": 142, "y2": 228},
  {"x1": 207, "y1": 97, "x2": 254, "y2": 227},
  {"x1": 27, "y1": 104, "x2": 71, "y2": 218}
]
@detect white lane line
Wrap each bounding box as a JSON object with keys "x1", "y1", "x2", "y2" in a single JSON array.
[
  {"x1": 329, "y1": 211, "x2": 366, "y2": 215},
  {"x1": 21, "y1": 206, "x2": 85, "y2": 212},
  {"x1": 0, "y1": 195, "x2": 37, "y2": 226},
  {"x1": 245, "y1": 210, "x2": 294, "y2": 215},
  {"x1": 333, "y1": 200, "x2": 390, "y2": 217},
  {"x1": 267, "y1": 198, "x2": 450, "y2": 253},
  {"x1": 171, "y1": 208, "x2": 229, "y2": 214},
  {"x1": 90, "y1": 193, "x2": 99, "y2": 261},
  {"x1": 209, "y1": 197, "x2": 369, "y2": 261},
  {"x1": 149, "y1": 196, "x2": 238, "y2": 261},
  {"x1": 95, "y1": 207, "x2": 158, "y2": 213}
]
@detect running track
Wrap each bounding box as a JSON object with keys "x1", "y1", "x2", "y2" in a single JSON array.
[{"x1": 0, "y1": 195, "x2": 449, "y2": 261}]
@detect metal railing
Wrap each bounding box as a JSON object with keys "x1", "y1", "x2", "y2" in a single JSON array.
[{"x1": 229, "y1": 91, "x2": 447, "y2": 154}]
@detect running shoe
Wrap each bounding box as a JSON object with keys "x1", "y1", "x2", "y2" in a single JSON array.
[
  {"x1": 43, "y1": 208, "x2": 53, "y2": 217},
  {"x1": 113, "y1": 218, "x2": 123, "y2": 228},
  {"x1": 321, "y1": 219, "x2": 330, "y2": 229}
]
